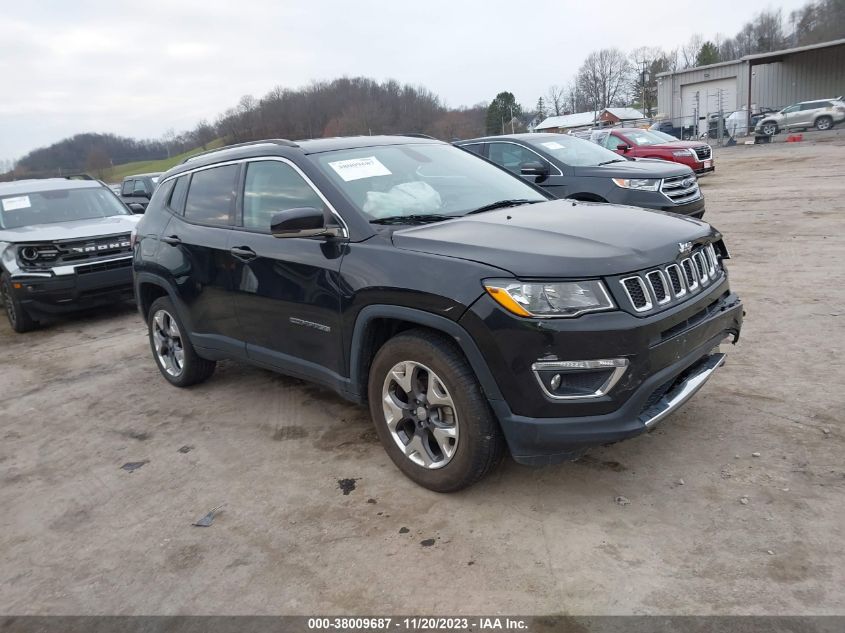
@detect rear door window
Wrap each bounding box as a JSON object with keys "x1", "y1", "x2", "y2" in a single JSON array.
[
  {"x1": 184, "y1": 165, "x2": 238, "y2": 226},
  {"x1": 121, "y1": 180, "x2": 134, "y2": 196}
]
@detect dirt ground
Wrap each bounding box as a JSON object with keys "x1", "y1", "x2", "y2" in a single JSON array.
[{"x1": 1, "y1": 133, "x2": 843, "y2": 616}]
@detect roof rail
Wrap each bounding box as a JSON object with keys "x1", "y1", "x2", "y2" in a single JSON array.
[
  {"x1": 181, "y1": 139, "x2": 299, "y2": 164},
  {"x1": 394, "y1": 133, "x2": 438, "y2": 140},
  {"x1": 63, "y1": 173, "x2": 95, "y2": 180}
]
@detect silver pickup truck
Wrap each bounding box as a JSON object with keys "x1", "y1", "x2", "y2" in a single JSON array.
[{"x1": 0, "y1": 177, "x2": 139, "y2": 332}]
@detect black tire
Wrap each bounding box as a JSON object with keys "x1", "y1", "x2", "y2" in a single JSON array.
[
  {"x1": 815, "y1": 116, "x2": 833, "y2": 131},
  {"x1": 1, "y1": 273, "x2": 37, "y2": 333},
  {"x1": 367, "y1": 329, "x2": 505, "y2": 492},
  {"x1": 147, "y1": 296, "x2": 215, "y2": 387},
  {"x1": 761, "y1": 122, "x2": 778, "y2": 136}
]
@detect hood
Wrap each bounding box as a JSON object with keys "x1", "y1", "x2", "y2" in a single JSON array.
[
  {"x1": 391, "y1": 200, "x2": 714, "y2": 278},
  {"x1": 0, "y1": 215, "x2": 140, "y2": 243},
  {"x1": 573, "y1": 158, "x2": 692, "y2": 179},
  {"x1": 646, "y1": 140, "x2": 708, "y2": 150}
]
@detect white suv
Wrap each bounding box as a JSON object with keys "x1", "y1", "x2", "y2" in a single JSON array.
[{"x1": 756, "y1": 97, "x2": 845, "y2": 135}]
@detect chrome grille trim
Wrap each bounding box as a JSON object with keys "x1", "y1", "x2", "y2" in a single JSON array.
[
  {"x1": 681, "y1": 258, "x2": 699, "y2": 291},
  {"x1": 665, "y1": 264, "x2": 686, "y2": 298},
  {"x1": 693, "y1": 251, "x2": 710, "y2": 285},
  {"x1": 621, "y1": 276, "x2": 653, "y2": 312},
  {"x1": 646, "y1": 270, "x2": 671, "y2": 305},
  {"x1": 617, "y1": 244, "x2": 724, "y2": 314},
  {"x1": 660, "y1": 174, "x2": 701, "y2": 205}
]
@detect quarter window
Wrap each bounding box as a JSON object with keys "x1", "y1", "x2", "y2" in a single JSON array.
[
  {"x1": 242, "y1": 161, "x2": 324, "y2": 232},
  {"x1": 184, "y1": 164, "x2": 238, "y2": 226},
  {"x1": 168, "y1": 175, "x2": 189, "y2": 214}
]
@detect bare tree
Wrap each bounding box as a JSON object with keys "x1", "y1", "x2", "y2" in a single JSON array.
[
  {"x1": 576, "y1": 48, "x2": 632, "y2": 112},
  {"x1": 85, "y1": 146, "x2": 111, "y2": 179},
  {"x1": 546, "y1": 85, "x2": 565, "y2": 116},
  {"x1": 680, "y1": 34, "x2": 704, "y2": 68}
]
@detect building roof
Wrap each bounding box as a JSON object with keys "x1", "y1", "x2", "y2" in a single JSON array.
[
  {"x1": 603, "y1": 107, "x2": 645, "y2": 120},
  {"x1": 657, "y1": 37, "x2": 845, "y2": 77},
  {"x1": 534, "y1": 111, "x2": 597, "y2": 131}
]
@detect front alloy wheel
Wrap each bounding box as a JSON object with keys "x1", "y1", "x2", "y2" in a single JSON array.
[
  {"x1": 151, "y1": 309, "x2": 185, "y2": 377},
  {"x1": 382, "y1": 360, "x2": 459, "y2": 469},
  {"x1": 761, "y1": 122, "x2": 778, "y2": 136}
]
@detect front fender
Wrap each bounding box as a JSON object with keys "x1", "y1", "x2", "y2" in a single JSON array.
[{"x1": 348, "y1": 304, "x2": 504, "y2": 403}]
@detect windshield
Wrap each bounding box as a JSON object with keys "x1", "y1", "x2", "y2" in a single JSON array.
[
  {"x1": 312, "y1": 143, "x2": 547, "y2": 221},
  {"x1": 0, "y1": 187, "x2": 130, "y2": 230},
  {"x1": 531, "y1": 135, "x2": 625, "y2": 167},
  {"x1": 650, "y1": 130, "x2": 679, "y2": 142},
  {"x1": 621, "y1": 129, "x2": 670, "y2": 147}
]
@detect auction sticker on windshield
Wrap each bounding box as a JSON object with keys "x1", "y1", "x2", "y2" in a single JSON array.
[
  {"x1": 1, "y1": 195, "x2": 31, "y2": 211},
  {"x1": 328, "y1": 156, "x2": 392, "y2": 182},
  {"x1": 541, "y1": 141, "x2": 564, "y2": 150}
]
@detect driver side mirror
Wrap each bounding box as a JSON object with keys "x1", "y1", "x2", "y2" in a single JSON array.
[
  {"x1": 270, "y1": 207, "x2": 343, "y2": 239},
  {"x1": 127, "y1": 203, "x2": 145, "y2": 214},
  {"x1": 617, "y1": 144, "x2": 631, "y2": 153},
  {"x1": 520, "y1": 161, "x2": 549, "y2": 177}
]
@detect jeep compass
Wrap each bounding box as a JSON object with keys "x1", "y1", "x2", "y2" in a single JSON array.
[{"x1": 133, "y1": 136, "x2": 743, "y2": 491}]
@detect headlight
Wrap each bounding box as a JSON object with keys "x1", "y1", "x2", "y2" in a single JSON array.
[
  {"x1": 483, "y1": 279, "x2": 615, "y2": 318},
  {"x1": 672, "y1": 149, "x2": 695, "y2": 158},
  {"x1": 611, "y1": 177, "x2": 660, "y2": 191}
]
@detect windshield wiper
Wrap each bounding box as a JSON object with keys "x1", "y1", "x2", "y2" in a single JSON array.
[
  {"x1": 464, "y1": 199, "x2": 543, "y2": 216},
  {"x1": 597, "y1": 159, "x2": 625, "y2": 166},
  {"x1": 369, "y1": 214, "x2": 456, "y2": 225}
]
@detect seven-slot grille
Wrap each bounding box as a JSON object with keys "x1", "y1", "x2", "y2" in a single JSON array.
[
  {"x1": 660, "y1": 174, "x2": 700, "y2": 205},
  {"x1": 693, "y1": 145, "x2": 712, "y2": 161},
  {"x1": 620, "y1": 244, "x2": 721, "y2": 313}
]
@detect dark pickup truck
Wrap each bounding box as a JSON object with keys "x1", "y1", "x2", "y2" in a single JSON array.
[{"x1": 119, "y1": 172, "x2": 161, "y2": 213}]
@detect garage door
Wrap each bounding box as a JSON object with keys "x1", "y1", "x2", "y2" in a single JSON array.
[{"x1": 680, "y1": 77, "x2": 737, "y2": 130}]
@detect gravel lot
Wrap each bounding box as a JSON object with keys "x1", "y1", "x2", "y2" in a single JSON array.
[{"x1": 1, "y1": 133, "x2": 843, "y2": 616}]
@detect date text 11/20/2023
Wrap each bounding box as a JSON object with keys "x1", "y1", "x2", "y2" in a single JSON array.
[{"x1": 307, "y1": 617, "x2": 529, "y2": 630}]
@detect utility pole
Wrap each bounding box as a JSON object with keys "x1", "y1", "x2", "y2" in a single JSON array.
[
  {"x1": 636, "y1": 59, "x2": 648, "y2": 115},
  {"x1": 509, "y1": 105, "x2": 515, "y2": 134}
]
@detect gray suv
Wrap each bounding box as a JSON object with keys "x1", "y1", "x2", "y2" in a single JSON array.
[{"x1": 756, "y1": 97, "x2": 845, "y2": 135}]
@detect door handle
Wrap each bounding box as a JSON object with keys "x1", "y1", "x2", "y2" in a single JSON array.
[
  {"x1": 230, "y1": 246, "x2": 257, "y2": 262},
  {"x1": 161, "y1": 235, "x2": 182, "y2": 246}
]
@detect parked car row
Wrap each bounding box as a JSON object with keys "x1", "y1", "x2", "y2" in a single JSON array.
[{"x1": 1, "y1": 134, "x2": 742, "y2": 492}]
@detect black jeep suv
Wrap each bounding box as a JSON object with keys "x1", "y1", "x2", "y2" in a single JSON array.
[{"x1": 133, "y1": 136, "x2": 743, "y2": 491}]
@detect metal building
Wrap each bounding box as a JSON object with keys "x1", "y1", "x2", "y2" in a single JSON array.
[{"x1": 656, "y1": 38, "x2": 845, "y2": 133}]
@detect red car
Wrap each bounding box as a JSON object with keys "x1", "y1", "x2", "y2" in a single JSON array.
[{"x1": 592, "y1": 128, "x2": 715, "y2": 175}]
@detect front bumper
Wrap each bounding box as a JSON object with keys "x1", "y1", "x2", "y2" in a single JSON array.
[
  {"x1": 460, "y1": 278, "x2": 743, "y2": 464},
  {"x1": 610, "y1": 189, "x2": 705, "y2": 218},
  {"x1": 694, "y1": 163, "x2": 715, "y2": 176},
  {"x1": 9, "y1": 257, "x2": 134, "y2": 315}
]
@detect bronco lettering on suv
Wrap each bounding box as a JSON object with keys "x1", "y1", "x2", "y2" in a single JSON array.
[{"x1": 133, "y1": 136, "x2": 743, "y2": 491}]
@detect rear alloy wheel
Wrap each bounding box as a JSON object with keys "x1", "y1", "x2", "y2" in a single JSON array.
[
  {"x1": 815, "y1": 116, "x2": 833, "y2": 131},
  {"x1": 0, "y1": 273, "x2": 37, "y2": 333},
  {"x1": 368, "y1": 329, "x2": 504, "y2": 492},
  {"x1": 147, "y1": 296, "x2": 215, "y2": 387},
  {"x1": 761, "y1": 122, "x2": 778, "y2": 136}
]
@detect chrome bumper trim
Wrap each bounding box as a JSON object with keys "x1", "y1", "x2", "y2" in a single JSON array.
[
  {"x1": 643, "y1": 353, "x2": 726, "y2": 428},
  {"x1": 12, "y1": 255, "x2": 133, "y2": 278}
]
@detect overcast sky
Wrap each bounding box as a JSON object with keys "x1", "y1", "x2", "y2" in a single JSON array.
[{"x1": 0, "y1": 0, "x2": 808, "y2": 163}]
